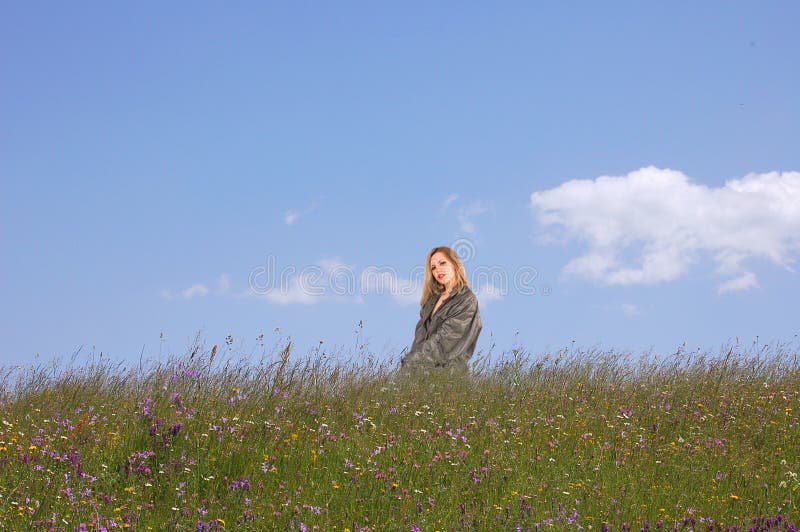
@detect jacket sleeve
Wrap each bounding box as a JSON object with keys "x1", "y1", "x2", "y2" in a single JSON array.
[{"x1": 403, "y1": 293, "x2": 481, "y2": 368}]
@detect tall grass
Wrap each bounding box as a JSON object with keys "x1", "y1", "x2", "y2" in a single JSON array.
[{"x1": 1, "y1": 338, "x2": 798, "y2": 530}]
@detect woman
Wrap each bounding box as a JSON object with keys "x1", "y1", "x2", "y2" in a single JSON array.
[{"x1": 401, "y1": 246, "x2": 482, "y2": 373}]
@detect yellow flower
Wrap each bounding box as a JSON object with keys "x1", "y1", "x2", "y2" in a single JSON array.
[{"x1": 730, "y1": 494, "x2": 739, "y2": 501}]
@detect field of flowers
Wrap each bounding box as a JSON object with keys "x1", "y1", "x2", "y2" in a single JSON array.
[{"x1": 1, "y1": 337, "x2": 798, "y2": 531}]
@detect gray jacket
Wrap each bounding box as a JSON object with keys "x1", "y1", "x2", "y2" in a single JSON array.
[{"x1": 401, "y1": 284, "x2": 482, "y2": 371}]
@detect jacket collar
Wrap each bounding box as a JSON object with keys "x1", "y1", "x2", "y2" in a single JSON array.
[
  {"x1": 426, "y1": 283, "x2": 468, "y2": 307},
  {"x1": 442, "y1": 283, "x2": 467, "y2": 298}
]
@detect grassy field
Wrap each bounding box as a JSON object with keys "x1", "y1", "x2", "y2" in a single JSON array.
[{"x1": 1, "y1": 338, "x2": 798, "y2": 531}]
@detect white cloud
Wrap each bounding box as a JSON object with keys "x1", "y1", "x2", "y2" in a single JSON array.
[
  {"x1": 284, "y1": 200, "x2": 320, "y2": 226},
  {"x1": 476, "y1": 283, "x2": 504, "y2": 308},
  {"x1": 441, "y1": 193, "x2": 459, "y2": 211},
  {"x1": 440, "y1": 195, "x2": 491, "y2": 234},
  {"x1": 284, "y1": 211, "x2": 300, "y2": 225},
  {"x1": 457, "y1": 201, "x2": 490, "y2": 234},
  {"x1": 182, "y1": 284, "x2": 209, "y2": 299},
  {"x1": 317, "y1": 258, "x2": 363, "y2": 303},
  {"x1": 216, "y1": 274, "x2": 231, "y2": 295},
  {"x1": 530, "y1": 167, "x2": 800, "y2": 292},
  {"x1": 717, "y1": 272, "x2": 759, "y2": 294},
  {"x1": 621, "y1": 303, "x2": 640, "y2": 317},
  {"x1": 261, "y1": 276, "x2": 321, "y2": 305},
  {"x1": 162, "y1": 276, "x2": 224, "y2": 301},
  {"x1": 360, "y1": 266, "x2": 421, "y2": 306},
  {"x1": 253, "y1": 258, "x2": 362, "y2": 305}
]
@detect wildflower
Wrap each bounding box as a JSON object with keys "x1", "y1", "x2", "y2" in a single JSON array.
[{"x1": 231, "y1": 478, "x2": 250, "y2": 491}]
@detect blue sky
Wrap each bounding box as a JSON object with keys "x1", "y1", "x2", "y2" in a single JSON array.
[{"x1": 2, "y1": 2, "x2": 799, "y2": 367}]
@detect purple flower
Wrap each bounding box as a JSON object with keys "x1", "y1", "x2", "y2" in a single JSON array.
[{"x1": 231, "y1": 477, "x2": 251, "y2": 491}]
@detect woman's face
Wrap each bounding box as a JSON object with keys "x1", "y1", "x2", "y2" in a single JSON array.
[{"x1": 430, "y1": 251, "x2": 455, "y2": 289}]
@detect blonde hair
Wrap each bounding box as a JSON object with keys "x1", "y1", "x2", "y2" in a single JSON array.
[{"x1": 420, "y1": 246, "x2": 471, "y2": 305}]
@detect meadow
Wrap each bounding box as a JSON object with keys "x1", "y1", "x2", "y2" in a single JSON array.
[{"x1": 1, "y1": 335, "x2": 798, "y2": 531}]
